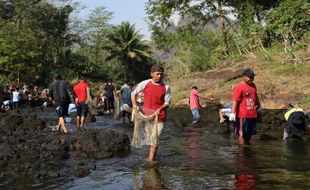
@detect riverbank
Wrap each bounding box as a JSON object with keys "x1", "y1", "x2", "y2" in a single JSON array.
[{"x1": 170, "y1": 44, "x2": 310, "y2": 110}]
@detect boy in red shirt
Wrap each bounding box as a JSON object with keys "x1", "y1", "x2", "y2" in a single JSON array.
[
  {"x1": 131, "y1": 65, "x2": 171, "y2": 161},
  {"x1": 189, "y1": 86, "x2": 208, "y2": 124},
  {"x1": 229, "y1": 69, "x2": 261, "y2": 145},
  {"x1": 73, "y1": 77, "x2": 90, "y2": 130}
]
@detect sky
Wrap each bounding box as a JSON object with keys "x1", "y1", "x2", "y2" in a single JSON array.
[{"x1": 75, "y1": 0, "x2": 151, "y2": 39}]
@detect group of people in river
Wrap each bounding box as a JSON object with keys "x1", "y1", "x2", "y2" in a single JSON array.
[
  {"x1": 189, "y1": 68, "x2": 310, "y2": 146},
  {"x1": 46, "y1": 65, "x2": 171, "y2": 161},
  {"x1": 1, "y1": 65, "x2": 309, "y2": 162}
]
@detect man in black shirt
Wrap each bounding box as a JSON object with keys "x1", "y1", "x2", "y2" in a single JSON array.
[
  {"x1": 48, "y1": 74, "x2": 71, "y2": 134},
  {"x1": 104, "y1": 82, "x2": 115, "y2": 113}
]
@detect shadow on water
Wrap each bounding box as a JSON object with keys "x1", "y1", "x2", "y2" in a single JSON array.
[{"x1": 3, "y1": 106, "x2": 310, "y2": 189}]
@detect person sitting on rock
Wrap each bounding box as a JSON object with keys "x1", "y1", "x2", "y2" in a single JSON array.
[
  {"x1": 219, "y1": 102, "x2": 232, "y2": 123},
  {"x1": 283, "y1": 104, "x2": 310, "y2": 140}
]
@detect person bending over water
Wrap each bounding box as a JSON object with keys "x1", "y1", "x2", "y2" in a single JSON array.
[{"x1": 283, "y1": 104, "x2": 310, "y2": 140}]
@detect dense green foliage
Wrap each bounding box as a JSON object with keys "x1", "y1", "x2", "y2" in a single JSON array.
[
  {"x1": 146, "y1": 0, "x2": 310, "y2": 78},
  {"x1": 0, "y1": 0, "x2": 152, "y2": 87},
  {"x1": 0, "y1": 0, "x2": 309, "y2": 87}
]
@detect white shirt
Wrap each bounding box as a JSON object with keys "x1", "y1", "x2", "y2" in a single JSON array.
[{"x1": 12, "y1": 91, "x2": 20, "y2": 102}]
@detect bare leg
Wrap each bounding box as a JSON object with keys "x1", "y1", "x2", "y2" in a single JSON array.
[
  {"x1": 56, "y1": 120, "x2": 61, "y2": 131},
  {"x1": 219, "y1": 109, "x2": 225, "y2": 123},
  {"x1": 80, "y1": 116, "x2": 85, "y2": 129},
  {"x1": 238, "y1": 136, "x2": 245, "y2": 145},
  {"x1": 76, "y1": 116, "x2": 80, "y2": 128},
  {"x1": 59, "y1": 117, "x2": 68, "y2": 134},
  {"x1": 148, "y1": 146, "x2": 158, "y2": 161}
]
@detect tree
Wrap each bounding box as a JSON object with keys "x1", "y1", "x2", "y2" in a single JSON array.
[
  {"x1": 85, "y1": 6, "x2": 113, "y2": 65},
  {"x1": 146, "y1": 0, "x2": 236, "y2": 53},
  {"x1": 104, "y1": 22, "x2": 152, "y2": 82},
  {"x1": 0, "y1": 0, "x2": 74, "y2": 85}
]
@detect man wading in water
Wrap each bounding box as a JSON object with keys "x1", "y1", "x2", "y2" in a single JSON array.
[
  {"x1": 131, "y1": 65, "x2": 171, "y2": 161},
  {"x1": 229, "y1": 69, "x2": 261, "y2": 145}
]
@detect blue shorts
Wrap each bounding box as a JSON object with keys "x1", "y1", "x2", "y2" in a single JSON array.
[
  {"x1": 191, "y1": 109, "x2": 200, "y2": 122},
  {"x1": 77, "y1": 103, "x2": 88, "y2": 117},
  {"x1": 56, "y1": 103, "x2": 69, "y2": 118}
]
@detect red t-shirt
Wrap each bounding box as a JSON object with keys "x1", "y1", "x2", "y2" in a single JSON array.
[
  {"x1": 233, "y1": 82, "x2": 258, "y2": 118},
  {"x1": 143, "y1": 81, "x2": 167, "y2": 121},
  {"x1": 189, "y1": 89, "x2": 200, "y2": 110},
  {"x1": 73, "y1": 81, "x2": 88, "y2": 103}
]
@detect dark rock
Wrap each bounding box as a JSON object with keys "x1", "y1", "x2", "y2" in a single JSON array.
[
  {"x1": 74, "y1": 129, "x2": 130, "y2": 159},
  {"x1": 260, "y1": 134, "x2": 278, "y2": 141},
  {"x1": 47, "y1": 170, "x2": 60, "y2": 179},
  {"x1": 72, "y1": 165, "x2": 91, "y2": 177}
]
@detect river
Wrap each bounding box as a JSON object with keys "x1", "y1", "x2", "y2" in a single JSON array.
[{"x1": 10, "y1": 107, "x2": 310, "y2": 189}]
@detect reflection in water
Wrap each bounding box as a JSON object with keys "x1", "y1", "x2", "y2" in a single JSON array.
[
  {"x1": 187, "y1": 130, "x2": 202, "y2": 176},
  {"x1": 234, "y1": 147, "x2": 257, "y2": 190},
  {"x1": 133, "y1": 163, "x2": 165, "y2": 190}
]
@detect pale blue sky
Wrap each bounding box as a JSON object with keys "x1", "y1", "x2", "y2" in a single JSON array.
[{"x1": 75, "y1": 0, "x2": 151, "y2": 39}]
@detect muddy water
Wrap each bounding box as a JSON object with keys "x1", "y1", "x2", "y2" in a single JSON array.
[{"x1": 20, "y1": 107, "x2": 310, "y2": 189}]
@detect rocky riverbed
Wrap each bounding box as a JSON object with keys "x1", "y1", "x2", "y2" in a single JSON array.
[{"x1": 0, "y1": 108, "x2": 130, "y2": 187}]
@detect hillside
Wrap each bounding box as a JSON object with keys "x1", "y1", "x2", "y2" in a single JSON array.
[{"x1": 170, "y1": 44, "x2": 310, "y2": 110}]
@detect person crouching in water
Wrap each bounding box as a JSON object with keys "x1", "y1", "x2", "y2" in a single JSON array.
[
  {"x1": 189, "y1": 86, "x2": 208, "y2": 124},
  {"x1": 229, "y1": 69, "x2": 261, "y2": 145},
  {"x1": 283, "y1": 104, "x2": 310, "y2": 140},
  {"x1": 131, "y1": 65, "x2": 171, "y2": 161}
]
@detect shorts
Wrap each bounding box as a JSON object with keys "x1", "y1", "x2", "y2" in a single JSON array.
[
  {"x1": 221, "y1": 108, "x2": 232, "y2": 117},
  {"x1": 144, "y1": 121, "x2": 164, "y2": 147},
  {"x1": 107, "y1": 97, "x2": 114, "y2": 109},
  {"x1": 77, "y1": 103, "x2": 88, "y2": 117},
  {"x1": 191, "y1": 109, "x2": 200, "y2": 122},
  {"x1": 234, "y1": 118, "x2": 256, "y2": 138},
  {"x1": 56, "y1": 103, "x2": 69, "y2": 118}
]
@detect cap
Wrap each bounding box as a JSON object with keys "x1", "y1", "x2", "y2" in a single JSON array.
[{"x1": 242, "y1": 69, "x2": 255, "y2": 79}]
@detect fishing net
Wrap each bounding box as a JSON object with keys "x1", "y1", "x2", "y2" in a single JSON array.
[{"x1": 131, "y1": 110, "x2": 163, "y2": 148}]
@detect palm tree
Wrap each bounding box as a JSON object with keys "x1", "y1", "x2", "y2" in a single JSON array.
[{"x1": 104, "y1": 22, "x2": 152, "y2": 81}]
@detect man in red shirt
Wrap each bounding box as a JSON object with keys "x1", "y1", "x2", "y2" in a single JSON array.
[
  {"x1": 229, "y1": 69, "x2": 261, "y2": 145},
  {"x1": 73, "y1": 77, "x2": 90, "y2": 130},
  {"x1": 131, "y1": 65, "x2": 171, "y2": 161}
]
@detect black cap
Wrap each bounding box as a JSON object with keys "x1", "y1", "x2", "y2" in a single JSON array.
[{"x1": 242, "y1": 69, "x2": 255, "y2": 79}]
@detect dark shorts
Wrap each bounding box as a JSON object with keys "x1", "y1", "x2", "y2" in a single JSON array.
[
  {"x1": 234, "y1": 118, "x2": 257, "y2": 137},
  {"x1": 56, "y1": 103, "x2": 69, "y2": 118},
  {"x1": 107, "y1": 97, "x2": 114, "y2": 109},
  {"x1": 77, "y1": 103, "x2": 88, "y2": 117}
]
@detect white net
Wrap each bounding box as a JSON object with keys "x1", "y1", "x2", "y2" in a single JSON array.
[{"x1": 131, "y1": 110, "x2": 163, "y2": 148}]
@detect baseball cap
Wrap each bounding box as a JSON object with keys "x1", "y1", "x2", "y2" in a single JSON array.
[{"x1": 242, "y1": 69, "x2": 255, "y2": 79}]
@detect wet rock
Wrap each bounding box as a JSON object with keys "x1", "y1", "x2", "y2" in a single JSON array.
[
  {"x1": 72, "y1": 165, "x2": 91, "y2": 177},
  {"x1": 93, "y1": 151, "x2": 113, "y2": 159},
  {"x1": 74, "y1": 129, "x2": 130, "y2": 159},
  {"x1": 260, "y1": 134, "x2": 278, "y2": 141},
  {"x1": 0, "y1": 143, "x2": 15, "y2": 163},
  {"x1": 47, "y1": 170, "x2": 60, "y2": 179},
  {"x1": 0, "y1": 111, "x2": 131, "y2": 186}
]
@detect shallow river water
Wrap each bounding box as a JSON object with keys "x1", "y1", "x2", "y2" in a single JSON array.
[{"x1": 18, "y1": 107, "x2": 310, "y2": 189}]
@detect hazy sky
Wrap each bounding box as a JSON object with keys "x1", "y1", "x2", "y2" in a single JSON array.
[{"x1": 75, "y1": 0, "x2": 151, "y2": 39}]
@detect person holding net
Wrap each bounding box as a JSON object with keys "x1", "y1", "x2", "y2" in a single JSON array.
[{"x1": 131, "y1": 65, "x2": 171, "y2": 161}]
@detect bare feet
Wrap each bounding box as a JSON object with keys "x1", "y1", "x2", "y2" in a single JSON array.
[{"x1": 219, "y1": 118, "x2": 225, "y2": 123}]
